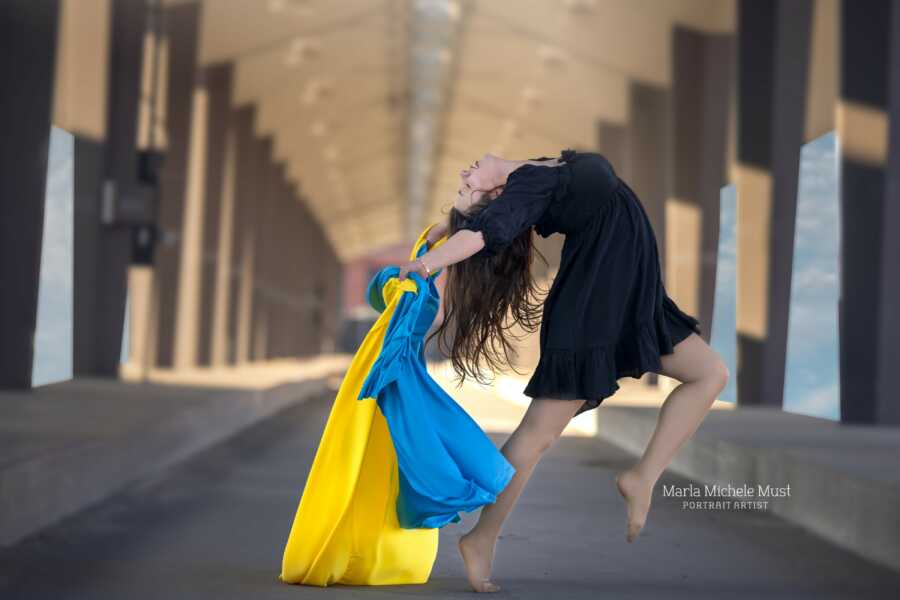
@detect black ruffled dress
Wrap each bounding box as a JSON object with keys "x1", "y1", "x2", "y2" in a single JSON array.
[{"x1": 458, "y1": 149, "x2": 702, "y2": 416}]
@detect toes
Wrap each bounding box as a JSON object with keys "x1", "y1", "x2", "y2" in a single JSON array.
[
  {"x1": 459, "y1": 536, "x2": 500, "y2": 592},
  {"x1": 626, "y1": 519, "x2": 644, "y2": 542}
]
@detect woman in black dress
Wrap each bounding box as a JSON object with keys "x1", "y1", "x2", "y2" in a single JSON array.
[{"x1": 397, "y1": 149, "x2": 728, "y2": 593}]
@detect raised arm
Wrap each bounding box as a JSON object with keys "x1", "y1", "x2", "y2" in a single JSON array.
[{"x1": 398, "y1": 228, "x2": 485, "y2": 281}]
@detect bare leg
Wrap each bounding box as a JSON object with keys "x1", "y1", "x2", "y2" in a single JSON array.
[
  {"x1": 459, "y1": 396, "x2": 584, "y2": 592},
  {"x1": 615, "y1": 332, "x2": 729, "y2": 542}
]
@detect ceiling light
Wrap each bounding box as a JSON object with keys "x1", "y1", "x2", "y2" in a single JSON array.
[
  {"x1": 323, "y1": 145, "x2": 341, "y2": 162},
  {"x1": 285, "y1": 37, "x2": 321, "y2": 67},
  {"x1": 268, "y1": 0, "x2": 314, "y2": 16},
  {"x1": 521, "y1": 86, "x2": 542, "y2": 107},
  {"x1": 562, "y1": 0, "x2": 596, "y2": 15},
  {"x1": 537, "y1": 44, "x2": 567, "y2": 68},
  {"x1": 302, "y1": 79, "x2": 333, "y2": 105}
]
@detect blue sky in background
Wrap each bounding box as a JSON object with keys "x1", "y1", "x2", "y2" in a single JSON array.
[
  {"x1": 32, "y1": 127, "x2": 73, "y2": 387},
  {"x1": 709, "y1": 133, "x2": 841, "y2": 419},
  {"x1": 711, "y1": 184, "x2": 737, "y2": 403},
  {"x1": 783, "y1": 132, "x2": 841, "y2": 421}
]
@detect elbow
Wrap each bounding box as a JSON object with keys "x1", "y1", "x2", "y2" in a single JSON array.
[
  {"x1": 456, "y1": 228, "x2": 486, "y2": 256},
  {"x1": 468, "y1": 229, "x2": 487, "y2": 254}
]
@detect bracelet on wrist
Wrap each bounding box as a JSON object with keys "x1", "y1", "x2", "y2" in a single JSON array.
[{"x1": 418, "y1": 257, "x2": 432, "y2": 277}]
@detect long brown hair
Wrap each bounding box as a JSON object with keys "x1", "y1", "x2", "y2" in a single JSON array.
[{"x1": 425, "y1": 196, "x2": 550, "y2": 388}]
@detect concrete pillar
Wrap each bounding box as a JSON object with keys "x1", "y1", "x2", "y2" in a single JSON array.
[
  {"x1": 882, "y1": 0, "x2": 900, "y2": 425},
  {"x1": 171, "y1": 62, "x2": 210, "y2": 370},
  {"x1": 97, "y1": 0, "x2": 153, "y2": 377},
  {"x1": 838, "y1": 0, "x2": 900, "y2": 424},
  {"x1": 282, "y1": 194, "x2": 295, "y2": 358},
  {"x1": 596, "y1": 121, "x2": 630, "y2": 181},
  {"x1": 52, "y1": 0, "x2": 115, "y2": 378},
  {"x1": 207, "y1": 83, "x2": 238, "y2": 368},
  {"x1": 625, "y1": 83, "x2": 670, "y2": 279},
  {"x1": 291, "y1": 186, "x2": 336, "y2": 358},
  {"x1": 224, "y1": 107, "x2": 247, "y2": 365},
  {"x1": 299, "y1": 195, "x2": 323, "y2": 357},
  {"x1": 290, "y1": 191, "x2": 321, "y2": 356},
  {"x1": 269, "y1": 163, "x2": 288, "y2": 358},
  {"x1": 806, "y1": 0, "x2": 840, "y2": 140},
  {"x1": 624, "y1": 82, "x2": 672, "y2": 386},
  {"x1": 668, "y1": 26, "x2": 734, "y2": 351},
  {"x1": 318, "y1": 216, "x2": 342, "y2": 355},
  {"x1": 317, "y1": 206, "x2": 342, "y2": 355},
  {"x1": 231, "y1": 108, "x2": 261, "y2": 366},
  {"x1": 250, "y1": 138, "x2": 275, "y2": 362},
  {"x1": 192, "y1": 63, "x2": 233, "y2": 367},
  {"x1": 282, "y1": 173, "x2": 296, "y2": 358},
  {"x1": 734, "y1": 0, "x2": 813, "y2": 407},
  {"x1": 154, "y1": 0, "x2": 199, "y2": 368},
  {"x1": 284, "y1": 183, "x2": 341, "y2": 358},
  {"x1": 0, "y1": 1, "x2": 60, "y2": 388},
  {"x1": 283, "y1": 175, "x2": 303, "y2": 358}
]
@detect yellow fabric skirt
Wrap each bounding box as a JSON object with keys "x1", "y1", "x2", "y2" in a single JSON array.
[{"x1": 279, "y1": 224, "x2": 446, "y2": 586}]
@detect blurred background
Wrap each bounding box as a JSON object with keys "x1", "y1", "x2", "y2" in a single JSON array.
[{"x1": 2, "y1": 0, "x2": 900, "y2": 597}]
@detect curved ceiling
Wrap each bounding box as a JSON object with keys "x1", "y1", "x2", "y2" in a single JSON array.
[{"x1": 188, "y1": 0, "x2": 734, "y2": 261}]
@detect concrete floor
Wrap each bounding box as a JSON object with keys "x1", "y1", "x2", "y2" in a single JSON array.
[{"x1": 1, "y1": 390, "x2": 899, "y2": 599}]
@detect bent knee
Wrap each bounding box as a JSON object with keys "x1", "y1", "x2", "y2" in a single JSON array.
[{"x1": 708, "y1": 359, "x2": 729, "y2": 391}]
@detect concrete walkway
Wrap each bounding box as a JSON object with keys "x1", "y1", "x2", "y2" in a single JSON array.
[
  {"x1": 0, "y1": 355, "x2": 350, "y2": 545},
  {"x1": 2, "y1": 387, "x2": 898, "y2": 599}
]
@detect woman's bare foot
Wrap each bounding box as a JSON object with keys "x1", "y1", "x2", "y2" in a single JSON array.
[
  {"x1": 615, "y1": 469, "x2": 654, "y2": 542},
  {"x1": 458, "y1": 531, "x2": 501, "y2": 592}
]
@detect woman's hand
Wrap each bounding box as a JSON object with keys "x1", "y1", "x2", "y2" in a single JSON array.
[{"x1": 397, "y1": 258, "x2": 430, "y2": 281}]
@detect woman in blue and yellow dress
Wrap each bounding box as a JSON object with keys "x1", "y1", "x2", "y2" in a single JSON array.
[{"x1": 279, "y1": 224, "x2": 514, "y2": 589}]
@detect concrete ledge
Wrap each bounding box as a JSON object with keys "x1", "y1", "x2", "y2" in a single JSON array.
[
  {"x1": 0, "y1": 356, "x2": 349, "y2": 546},
  {"x1": 596, "y1": 404, "x2": 900, "y2": 573}
]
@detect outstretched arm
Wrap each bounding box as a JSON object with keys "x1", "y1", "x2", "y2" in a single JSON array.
[{"x1": 398, "y1": 228, "x2": 485, "y2": 280}]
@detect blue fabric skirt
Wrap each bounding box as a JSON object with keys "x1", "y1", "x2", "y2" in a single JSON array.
[{"x1": 357, "y1": 244, "x2": 516, "y2": 529}]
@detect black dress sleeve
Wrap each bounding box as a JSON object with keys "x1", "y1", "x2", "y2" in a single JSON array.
[{"x1": 458, "y1": 165, "x2": 559, "y2": 258}]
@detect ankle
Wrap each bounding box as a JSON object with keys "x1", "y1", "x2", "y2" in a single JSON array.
[
  {"x1": 463, "y1": 528, "x2": 498, "y2": 546},
  {"x1": 623, "y1": 466, "x2": 657, "y2": 490}
]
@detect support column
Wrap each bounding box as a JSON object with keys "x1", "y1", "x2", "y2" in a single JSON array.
[
  {"x1": 283, "y1": 174, "x2": 303, "y2": 358},
  {"x1": 269, "y1": 163, "x2": 289, "y2": 358},
  {"x1": 298, "y1": 194, "x2": 321, "y2": 357},
  {"x1": 154, "y1": 0, "x2": 199, "y2": 368},
  {"x1": 211, "y1": 126, "x2": 238, "y2": 367},
  {"x1": 317, "y1": 207, "x2": 342, "y2": 355},
  {"x1": 596, "y1": 121, "x2": 630, "y2": 181},
  {"x1": 53, "y1": 0, "x2": 115, "y2": 378},
  {"x1": 838, "y1": 0, "x2": 900, "y2": 424},
  {"x1": 231, "y1": 109, "x2": 262, "y2": 366},
  {"x1": 624, "y1": 82, "x2": 672, "y2": 386},
  {"x1": 668, "y1": 26, "x2": 734, "y2": 351},
  {"x1": 317, "y1": 205, "x2": 342, "y2": 355},
  {"x1": 288, "y1": 192, "x2": 317, "y2": 356},
  {"x1": 625, "y1": 83, "x2": 670, "y2": 278},
  {"x1": 250, "y1": 138, "x2": 275, "y2": 362},
  {"x1": 0, "y1": 1, "x2": 61, "y2": 388},
  {"x1": 734, "y1": 1, "x2": 813, "y2": 407},
  {"x1": 193, "y1": 63, "x2": 233, "y2": 367},
  {"x1": 99, "y1": 0, "x2": 152, "y2": 376}
]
